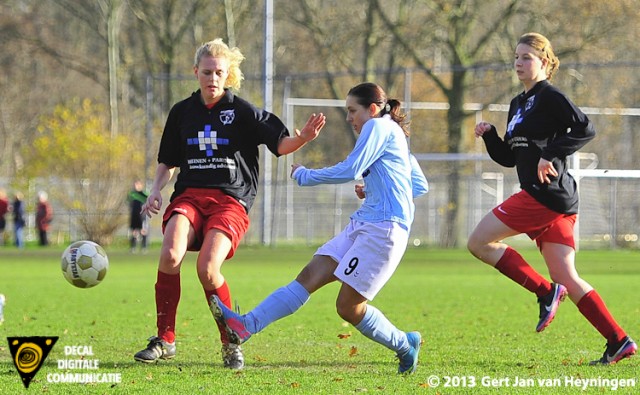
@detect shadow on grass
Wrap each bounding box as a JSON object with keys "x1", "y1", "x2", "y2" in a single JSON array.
[{"x1": 97, "y1": 358, "x2": 397, "y2": 371}]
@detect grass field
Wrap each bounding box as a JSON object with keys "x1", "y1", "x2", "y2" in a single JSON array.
[{"x1": 0, "y1": 245, "x2": 638, "y2": 394}]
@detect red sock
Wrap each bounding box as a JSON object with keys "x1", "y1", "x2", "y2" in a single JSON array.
[
  {"x1": 204, "y1": 281, "x2": 232, "y2": 308},
  {"x1": 204, "y1": 281, "x2": 232, "y2": 344},
  {"x1": 577, "y1": 290, "x2": 626, "y2": 343},
  {"x1": 494, "y1": 247, "x2": 552, "y2": 297},
  {"x1": 155, "y1": 271, "x2": 180, "y2": 344}
]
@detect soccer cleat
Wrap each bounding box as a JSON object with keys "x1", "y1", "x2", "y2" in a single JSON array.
[
  {"x1": 536, "y1": 283, "x2": 567, "y2": 332},
  {"x1": 221, "y1": 343, "x2": 245, "y2": 369},
  {"x1": 214, "y1": 319, "x2": 230, "y2": 345},
  {"x1": 134, "y1": 336, "x2": 176, "y2": 363},
  {"x1": 209, "y1": 295, "x2": 252, "y2": 345},
  {"x1": 397, "y1": 331, "x2": 421, "y2": 374},
  {"x1": 590, "y1": 336, "x2": 637, "y2": 365}
]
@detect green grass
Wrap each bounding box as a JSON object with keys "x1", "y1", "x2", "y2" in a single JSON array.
[{"x1": 0, "y1": 245, "x2": 638, "y2": 394}]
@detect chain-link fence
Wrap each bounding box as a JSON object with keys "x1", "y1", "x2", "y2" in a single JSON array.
[{"x1": 1, "y1": 168, "x2": 638, "y2": 250}]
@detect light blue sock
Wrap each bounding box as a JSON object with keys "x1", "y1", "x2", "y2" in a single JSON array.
[
  {"x1": 355, "y1": 305, "x2": 409, "y2": 354},
  {"x1": 243, "y1": 280, "x2": 310, "y2": 334}
]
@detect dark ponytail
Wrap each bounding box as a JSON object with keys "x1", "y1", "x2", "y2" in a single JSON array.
[
  {"x1": 381, "y1": 98, "x2": 409, "y2": 137},
  {"x1": 348, "y1": 83, "x2": 410, "y2": 137}
]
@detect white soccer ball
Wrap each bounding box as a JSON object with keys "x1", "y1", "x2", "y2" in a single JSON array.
[{"x1": 61, "y1": 240, "x2": 109, "y2": 288}]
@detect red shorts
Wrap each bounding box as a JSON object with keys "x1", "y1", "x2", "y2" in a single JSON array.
[
  {"x1": 492, "y1": 190, "x2": 576, "y2": 250},
  {"x1": 162, "y1": 188, "x2": 249, "y2": 258}
]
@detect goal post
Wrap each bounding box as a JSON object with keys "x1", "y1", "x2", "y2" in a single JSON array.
[
  {"x1": 570, "y1": 154, "x2": 640, "y2": 249},
  {"x1": 281, "y1": 96, "x2": 640, "y2": 249}
]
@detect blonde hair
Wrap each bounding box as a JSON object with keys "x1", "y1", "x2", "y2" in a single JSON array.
[
  {"x1": 194, "y1": 39, "x2": 245, "y2": 90},
  {"x1": 518, "y1": 32, "x2": 560, "y2": 81}
]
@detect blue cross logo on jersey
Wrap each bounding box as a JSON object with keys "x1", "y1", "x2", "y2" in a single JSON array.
[
  {"x1": 187, "y1": 125, "x2": 230, "y2": 157},
  {"x1": 506, "y1": 108, "x2": 523, "y2": 137}
]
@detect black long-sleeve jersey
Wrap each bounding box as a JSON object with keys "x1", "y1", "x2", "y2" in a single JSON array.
[
  {"x1": 482, "y1": 80, "x2": 595, "y2": 214},
  {"x1": 157, "y1": 89, "x2": 289, "y2": 212}
]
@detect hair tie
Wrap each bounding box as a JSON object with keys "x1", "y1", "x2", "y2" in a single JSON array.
[{"x1": 384, "y1": 103, "x2": 391, "y2": 112}]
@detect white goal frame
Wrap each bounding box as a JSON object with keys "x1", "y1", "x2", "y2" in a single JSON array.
[{"x1": 283, "y1": 97, "x2": 640, "y2": 248}]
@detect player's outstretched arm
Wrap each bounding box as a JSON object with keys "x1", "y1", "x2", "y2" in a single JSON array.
[{"x1": 278, "y1": 113, "x2": 326, "y2": 155}]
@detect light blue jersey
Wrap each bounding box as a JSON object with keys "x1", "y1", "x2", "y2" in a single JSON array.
[
  {"x1": 292, "y1": 116, "x2": 428, "y2": 229},
  {"x1": 223, "y1": 118, "x2": 429, "y2": 363}
]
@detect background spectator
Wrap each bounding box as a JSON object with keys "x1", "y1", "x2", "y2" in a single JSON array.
[
  {"x1": 128, "y1": 180, "x2": 149, "y2": 253},
  {"x1": 12, "y1": 192, "x2": 25, "y2": 249},
  {"x1": 35, "y1": 191, "x2": 53, "y2": 246},
  {"x1": 0, "y1": 189, "x2": 8, "y2": 245}
]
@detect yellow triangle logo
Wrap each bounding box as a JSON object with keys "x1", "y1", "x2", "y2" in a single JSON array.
[{"x1": 7, "y1": 336, "x2": 58, "y2": 389}]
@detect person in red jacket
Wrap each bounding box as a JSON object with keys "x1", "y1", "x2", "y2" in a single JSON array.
[
  {"x1": 0, "y1": 189, "x2": 8, "y2": 245},
  {"x1": 35, "y1": 191, "x2": 53, "y2": 246},
  {"x1": 468, "y1": 32, "x2": 636, "y2": 365}
]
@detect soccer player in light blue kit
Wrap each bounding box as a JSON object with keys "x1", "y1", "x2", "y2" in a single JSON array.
[{"x1": 210, "y1": 82, "x2": 428, "y2": 374}]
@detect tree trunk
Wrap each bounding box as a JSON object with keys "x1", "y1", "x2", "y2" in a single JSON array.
[{"x1": 442, "y1": 69, "x2": 466, "y2": 247}]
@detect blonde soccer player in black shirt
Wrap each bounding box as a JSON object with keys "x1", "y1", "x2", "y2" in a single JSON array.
[{"x1": 133, "y1": 39, "x2": 325, "y2": 369}]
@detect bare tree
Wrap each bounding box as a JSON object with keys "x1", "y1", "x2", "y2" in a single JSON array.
[
  {"x1": 1, "y1": 0, "x2": 639, "y2": 247},
  {"x1": 102, "y1": 0, "x2": 126, "y2": 137},
  {"x1": 127, "y1": 0, "x2": 210, "y2": 111},
  {"x1": 278, "y1": 0, "x2": 417, "y2": 149},
  {"x1": 373, "y1": 0, "x2": 632, "y2": 246},
  {"x1": 0, "y1": 1, "x2": 90, "y2": 178},
  {"x1": 11, "y1": 0, "x2": 123, "y2": 138}
]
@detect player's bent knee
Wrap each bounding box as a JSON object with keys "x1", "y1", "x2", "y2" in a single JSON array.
[
  {"x1": 158, "y1": 248, "x2": 184, "y2": 272},
  {"x1": 196, "y1": 267, "x2": 222, "y2": 285},
  {"x1": 466, "y1": 237, "x2": 484, "y2": 259},
  {"x1": 335, "y1": 303, "x2": 359, "y2": 325}
]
